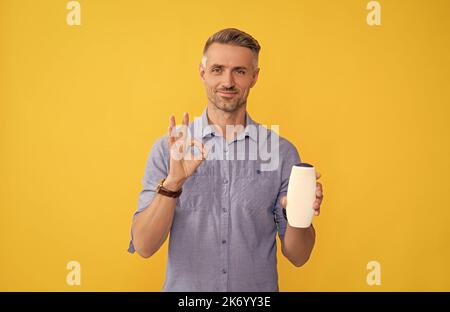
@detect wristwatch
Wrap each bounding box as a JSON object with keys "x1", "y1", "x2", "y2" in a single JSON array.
[{"x1": 155, "y1": 178, "x2": 182, "y2": 198}]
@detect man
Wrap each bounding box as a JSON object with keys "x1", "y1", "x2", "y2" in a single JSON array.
[{"x1": 128, "y1": 28, "x2": 324, "y2": 292}]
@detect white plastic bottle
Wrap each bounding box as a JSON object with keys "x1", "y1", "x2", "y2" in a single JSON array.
[{"x1": 286, "y1": 163, "x2": 316, "y2": 228}]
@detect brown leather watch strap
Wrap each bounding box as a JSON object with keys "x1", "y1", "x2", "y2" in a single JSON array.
[{"x1": 156, "y1": 178, "x2": 182, "y2": 198}]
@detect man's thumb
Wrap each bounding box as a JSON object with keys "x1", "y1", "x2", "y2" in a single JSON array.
[{"x1": 280, "y1": 196, "x2": 287, "y2": 208}]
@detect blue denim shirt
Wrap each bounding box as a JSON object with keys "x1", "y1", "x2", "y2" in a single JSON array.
[{"x1": 128, "y1": 107, "x2": 301, "y2": 291}]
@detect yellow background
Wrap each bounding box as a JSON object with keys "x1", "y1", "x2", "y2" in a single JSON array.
[{"x1": 1, "y1": 0, "x2": 449, "y2": 291}]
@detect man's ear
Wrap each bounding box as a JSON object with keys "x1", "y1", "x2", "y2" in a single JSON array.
[
  {"x1": 199, "y1": 63, "x2": 205, "y2": 82},
  {"x1": 250, "y1": 67, "x2": 260, "y2": 88}
]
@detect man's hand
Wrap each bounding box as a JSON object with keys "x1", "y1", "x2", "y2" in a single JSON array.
[
  {"x1": 165, "y1": 112, "x2": 209, "y2": 191},
  {"x1": 280, "y1": 171, "x2": 324, "y2": 216}
]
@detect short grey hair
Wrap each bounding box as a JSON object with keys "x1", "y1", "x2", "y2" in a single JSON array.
[{"x1": 201, "y1": 28, "x2": 261, "y2": 69}]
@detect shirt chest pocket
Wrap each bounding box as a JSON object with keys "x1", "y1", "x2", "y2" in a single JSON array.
[
  {"x1": 232, "y1": 162, "x2": 279, "y2": 216},
  {"x1": 177, "y1": 165, "x2": 213, "y2": 213}
]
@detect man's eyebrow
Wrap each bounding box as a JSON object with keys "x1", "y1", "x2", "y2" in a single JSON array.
[{"x1": 210, "y1": 64, "x2": 248, "y2": 70}]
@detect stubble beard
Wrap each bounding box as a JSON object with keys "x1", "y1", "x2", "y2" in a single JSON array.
[{"x1": 209, "y1": 90, "x2": 247, "y2": 113}]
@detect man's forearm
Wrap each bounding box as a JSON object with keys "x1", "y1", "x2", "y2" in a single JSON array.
[
  {"x1": 282, "y1": 223, "x2": 316, "y2": 267},
  {"x1": 131, "y1": 179, "x2": 182, "y2": 258}
]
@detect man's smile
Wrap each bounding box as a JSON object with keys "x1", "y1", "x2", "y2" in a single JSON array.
[{"x1": 217, "y1": 91, "x2": 237, "y2": 98}]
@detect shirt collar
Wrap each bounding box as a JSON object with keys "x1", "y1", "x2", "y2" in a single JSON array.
[{"x1": 197, "y1": 107, "x2": 258, "y2": 142}]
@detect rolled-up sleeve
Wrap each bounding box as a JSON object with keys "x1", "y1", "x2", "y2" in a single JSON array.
[
  {"x1": 273, "y1": 141, "x2": 301, "y2": 242},
  {"x1": 128, "y1": 136, "x2": 168, "y2": 253}
]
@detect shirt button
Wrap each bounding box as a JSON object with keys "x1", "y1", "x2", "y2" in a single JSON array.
[
  {"x1": 223, "y1": 179, "x2": 228, "y2": 184},
  {"x1": 222, "y1": 269, "x2": 227, "y2": 274},
  {"x1": 222, "y1": 240, "x2": 226, "y2": 244}
]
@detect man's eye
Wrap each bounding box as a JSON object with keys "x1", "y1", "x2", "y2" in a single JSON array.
[
  {"x1": 212, "y1": 68, "x2": 221, "y2": 73},
  {"x1": 237, "y1": 70, "x2": 246, "y2": 75}
]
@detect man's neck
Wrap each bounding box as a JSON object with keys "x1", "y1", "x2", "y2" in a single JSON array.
[{"x1": 206, "y1": 103, "x2": 247, "y2": 143}]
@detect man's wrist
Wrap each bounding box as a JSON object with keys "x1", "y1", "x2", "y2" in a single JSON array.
[{"x1": 163, "y1": 176, "x2": 184, "y2": 192}]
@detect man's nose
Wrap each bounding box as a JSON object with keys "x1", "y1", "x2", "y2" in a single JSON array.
[{"x1": 221, "y1": 71, "x2": 235, "y2": 88}]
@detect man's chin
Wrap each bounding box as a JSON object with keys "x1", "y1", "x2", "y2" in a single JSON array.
[{"x1": 215, "y1": 99, "x2": 242, "y2": 113}]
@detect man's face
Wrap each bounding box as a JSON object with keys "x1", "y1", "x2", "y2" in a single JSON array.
[{"x1": 200, "y1": 43, "x2": 260, "y2": 113}]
